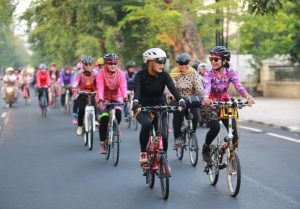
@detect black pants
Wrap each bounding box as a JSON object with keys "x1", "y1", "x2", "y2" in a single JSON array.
[
  {"x1": 99, "y1": 109, "x2": 122, "y2": 141},
  {"x1": 77, "y1": 94, "x2": 96, "y2": 126},
  {"x1": 173, "y1": 108, "x2": 199, "y2": 139},
  {"x1": 136, "y1": 111, "x2": 168, "y2": 152},
  {"x1": 205, "y1": 118, "x2": 239, "y2": 145},
  {"x1": 38, "y1": 88, "x2": 49, "y2": 105},
  {"x1": 73, "y1": 97, "x2": 79, "y2": 115},
  {"x1": 60, "y1": 87, "x2": 73, "y2": 106}
]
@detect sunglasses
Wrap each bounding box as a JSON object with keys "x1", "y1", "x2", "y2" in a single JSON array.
[
  {"x1": 84, "y1": 63, "x2": 93, "y2": 66},
  {"x1": 178, "y1": 62, "x2": 189, "y2": 66},
  {"x1": 108, "y1": 63, "x2": 118, "y2": 66},
  {"x1": 155, "y1": 58, "x2": 166, "y2": 64},
  {"x1": 209, "y1": 57, "x2": 221, "y2": 62}
]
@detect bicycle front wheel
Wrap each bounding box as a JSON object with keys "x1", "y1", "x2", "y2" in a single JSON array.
[
  {"x1": 188, "y1": 134, "x2": 199, "y2": 167},
  {"x1": 87, "y1": 114, "x2": 94, "y2": 151},
  {"x1": 227, "y1": 150, "x2": 241, "y2": 197},
  {"x1": 207, "y1": 145, "x2": 219, "y2": 185},
  {"x1": 112, "y1": 120, "x2": 120, "y2": 166},
  {"x1": 159, "y1": 154, "x2": 170, "y2": 200}
]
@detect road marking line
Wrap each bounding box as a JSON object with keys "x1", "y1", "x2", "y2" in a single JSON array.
[
  {"x1": 240, "y1": 125, "x2": 263, "y2": 132},
  {"x1": 266, "y1": 133, "x2": 300, "y2": 143},
  {"x1": 1, "y1": 112, "x2": 7, "y2": 118}
]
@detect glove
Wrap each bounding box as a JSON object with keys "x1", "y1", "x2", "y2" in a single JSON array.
[
  {"x1": 132, "y1": 99, "x2": 141, "y2": 112},
  {"x1": 178, "y1": 98, "x2": 186, "y2": 109}
]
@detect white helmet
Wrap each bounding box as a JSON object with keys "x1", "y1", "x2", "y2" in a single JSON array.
[
  {"x1": 197, "y1": 63, "x2": 207, "y2": 70},
  {"x1": 143, "y1": 48, "x2": 167, "y2": 63},
  {"x1": 6, "y1": 67, "x2": 14, "y2": 73}
]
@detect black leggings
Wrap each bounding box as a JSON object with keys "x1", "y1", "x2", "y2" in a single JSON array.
[
  {"x1": 173, "y1": 108, "x2": 199, "y2": 139},
  {"x1": 99, "y1": 109, "x2": 122, "y2": 141},
  {"x1": 60, "y1": 87, "x2": 73, "y2": 106},
  {"x1": 136, "y1": 111, "x2": 168, "y2": 152},
  {"x1": 38, "y1": 88, "x2": 49, "y2": 105},
  {"x1": 204, "y1": 118, "x2": 239, "y2": 145}
]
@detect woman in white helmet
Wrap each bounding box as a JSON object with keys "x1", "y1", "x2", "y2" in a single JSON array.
[{"x1": 132, "y1": 48, "x2": 185, "y2": 170}]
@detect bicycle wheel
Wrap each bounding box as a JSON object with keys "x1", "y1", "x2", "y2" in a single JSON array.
[
  {"x1": 133, "y1": 118, "x2": 138, "y2": 131},
  {"x1": 147, "y1": 154, "x2": 155, "y2": 188},
  {"x1": 87, "y1": 114, "x2": 94, "y2": 151},
  {"x1": 83, "y1": 130, "x2": 88, "y2": 146},
  {"x1": 159, "y1": 154, "x2": 169, "y2": 200},
  {"x1": 227, "y1": 150, "x2": 241, "y2": 197},
  {"x1": 207, "y1": 145, "x2": 219, "y2": 185},
  {"x1": 176, "y1": 134, "x2": 185, "y2": 160},
  {"x1": 127, "y1": 114, "x2": 131, "y2": 128},
  {"x1": 112, "y1": 120, "x2": 120, "y2": 166},
  {"x1": 188, "y1": 134, "x2": 199, "y2": 167}
]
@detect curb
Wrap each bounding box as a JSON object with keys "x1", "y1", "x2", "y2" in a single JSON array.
[{"x1": 245, "y1": 119, "x2": 300, "y2": 133}]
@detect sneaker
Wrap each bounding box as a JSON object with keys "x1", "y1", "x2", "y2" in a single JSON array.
[
  {"x1": 72, "y1": 118, "x2": 78, "y2": 125},
  {"x1": 99, "y1": 141, "x2": 107, "y2": 154},
  {"x1": 139, "y1": 152, "x2": 149, "y2": 169},
  {"x1": 202, "y1": 144, "x2": 211, "y2": 164},
  {"x1": 76, "y1": 126, "x2": 83, "y2": 135}
]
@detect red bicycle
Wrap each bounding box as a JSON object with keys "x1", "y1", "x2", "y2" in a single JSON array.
[{"x1": 141, "y1": 105, "x2": 177, "y2": 200}]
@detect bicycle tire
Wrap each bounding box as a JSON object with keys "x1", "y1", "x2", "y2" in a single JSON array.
[
  {"x1": 84, "y1": 131, "x2": 88, "y2": 146},
  {"x1": 208, "y1": 145, "x2": 219, "y2": 185},
  {"x1": 147, "y1": 154, "x2": 155, "y2": 188},
  {"x1": 105, "y1": 125, "x2": 111, "y2": 160},
  {"x1": 133, "y1": 118, "x2": 138, "y2": 131},
  {"x1": 188, "y1": 134, "x2": 199, "y2": 167},
  {"x1": 159, "y1": 154, "x2": 169, "y2": 200},
  {"x1": 87, "y1": 114, "x2": 93, "y2": 151},
  {"x1": 227, "y1": 150, "x2": 241, "y2": 197},
  {"x1": 176, "y1": 133, "x2": 185, "y2": 160},
  {"x1": 112, "y1": 120, "x2": 120, "y2": 166},
  {"x1": 127, "y1": 114, "x2": 131, "y2": 128}
]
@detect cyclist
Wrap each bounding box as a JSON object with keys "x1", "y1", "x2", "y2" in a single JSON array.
[
  {"x1": 20, "y1": 69, "x2": 33, "y2": 101},
  {"x1": 49, "y1": 63, "x2": 60, "y2": 81},
  {"x1": 73, "y1": 56, "x2": 97, "y2": 135},
  {"x1": 96, "y1": 53, "x2": 127, "y2": 154},
  {"x1": 132, "y1": 48, "x2": 185, "y2": 169},
  {"x1": 168, "y1": 53, "x2": 203, "y2": 147},
  {"x1": 71, "y1": 62, "x2": 82, "y2": 125},
  {"x1": 2, "y1": 67, "x2": 18, "y2": 101},
  {"x1": 59, "y1": 65, "x2": 73, "y2": 108},
  {"x1": 36, "y1": 63, "x2": 51, "y2": 107},
  {"x1": 124, "y1": 60, "x2": 137, "y2": 120},
  {"x1": 201, "y1": 46, "x2": 255, "y2": 163}
]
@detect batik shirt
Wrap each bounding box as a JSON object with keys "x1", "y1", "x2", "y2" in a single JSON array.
[{"x1": 203, "y1": 68, "x2": 248, "y2": 101}]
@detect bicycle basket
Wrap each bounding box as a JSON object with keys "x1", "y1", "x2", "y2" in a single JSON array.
[{"x1": 219, "y1": 107, "x2": 238, "y2": 119}]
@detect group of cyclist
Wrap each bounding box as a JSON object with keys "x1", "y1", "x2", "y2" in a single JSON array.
[{"x1": 2, "y1": 45, "x2": 255, "y2": 171}]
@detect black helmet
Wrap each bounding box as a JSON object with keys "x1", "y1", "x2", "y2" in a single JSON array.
[
  {"x1": 176, "y1": 53, "x2": 191, "y2": 65},
  {"x1": 210, "y1": 46, "x2": 231, "y2": 61},
  {"x1": 103, "y1": 53, "x2": 119, "y2": 64},
  {"x1": 82, "y1": 56, "x2": 94, "y2": 64},
  {"x1": 191, "y1": 59, "x2": 201, "y2": 70},
  {"x1": 125, "y1": 60, "x2": 136, "y2": 70}
]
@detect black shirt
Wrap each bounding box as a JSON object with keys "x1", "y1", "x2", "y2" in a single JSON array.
[{"x1": 134, "y1": 69, "x2": 181, "y2": 106}]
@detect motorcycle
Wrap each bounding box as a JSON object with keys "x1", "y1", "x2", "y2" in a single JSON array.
[{"x1": 4, "y1": 83, "x2": 17, "y2": 107}]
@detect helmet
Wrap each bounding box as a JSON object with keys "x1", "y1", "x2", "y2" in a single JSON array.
[
  {"x1": 6, "y1": 67, "x2": 14, "y2": 73},
  {"x1": 176, "y1": 53, "x2": 191, "y2": 65},
  {"x1": 77, "y1": 62, "x2": 83, "y2": 69},
  {"x1": 125, "y1": 60, "x2": 136, "y2": 70},
  {"x1": 210, "y1": 46, "x2": 231, "y2": 61},
  {"x1": 97, "y1": 57, "x2": 104, "y2": 66},
  {"x1": 198, "y1": 63, "x2": 207, "y2": 68},
  {"x1": 143, "y1": 48, "x2": 167, "y2": 63},
  {"x1": 39, "y1": 63, "x2": 47, "y2": 69},
  {"x1": 191, "y1": 60, "x2": 201, "y2": 70},
  {"x1": 51, "y1": 63, "x2": 57, "y2": 67},
  {"x1": 103, "y1": 53, "x2": 119, "y2": 64},
  {"x1": 82, "y1": 56, "x2": 94, "y2": 64}
]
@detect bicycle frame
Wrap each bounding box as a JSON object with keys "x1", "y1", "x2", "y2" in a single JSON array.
[{"x1": 79, "y1": 91, "x2": 96, "y2": 132}]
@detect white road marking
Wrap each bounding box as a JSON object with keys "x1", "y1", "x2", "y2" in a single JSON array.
[
  {"x1": 1, "y1": 112, "x2": 7, "y2": 118},
  {"x1": 240, "y1": 125, "x2": 263, "y2": 133},
  {"x1": 266, "y1": 133, "x2": 300, "y2": 143}
]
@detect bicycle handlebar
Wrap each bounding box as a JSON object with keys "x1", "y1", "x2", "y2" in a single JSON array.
[
  {"x1": 211, "y1": 98, "x2": 248, "y2": 109},
  {"x1": 78, "y1": 90, "x2": 97, "y2": 95},
  {"x1": 141, "y1": 105, "x2": 178, "y2": 113},
  {"x1": 103, "y1": 102, "x2": 124, "y2": 106}
]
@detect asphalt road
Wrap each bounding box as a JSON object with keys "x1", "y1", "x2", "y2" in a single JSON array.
[{"x1": 0, "y1": 94, "x2": 300, "y2": 209}]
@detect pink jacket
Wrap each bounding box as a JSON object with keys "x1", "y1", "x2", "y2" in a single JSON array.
[
  {"x1": 36, "y1": 70, "x2": 50, "y2": 88},
  {"x1": 96, "y1": 69, "x2": 127, "y2": 103},
  {"x1": 73, "y1": 70, "x2": 97, "y2": 92}
]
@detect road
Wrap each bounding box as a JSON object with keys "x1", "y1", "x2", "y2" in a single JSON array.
[{"x1": 0, "y1": 94, "x2": 300, "y2": 209}]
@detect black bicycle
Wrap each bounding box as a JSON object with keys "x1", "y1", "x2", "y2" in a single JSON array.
[{"x1": 174, "y1": 108, "x2": 199, "y2": 166}]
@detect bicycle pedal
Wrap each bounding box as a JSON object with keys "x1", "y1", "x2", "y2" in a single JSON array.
[
  {"x1": 219, "y1": 163, "x2": 227, "y2": 170},
  {"x1": 203, "y1": 166, "x2": 210, "y2": 174}
]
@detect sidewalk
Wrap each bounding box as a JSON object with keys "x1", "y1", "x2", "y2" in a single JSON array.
[{"x1": 238, "y1": 97, "x2": 300, "y2": 133}]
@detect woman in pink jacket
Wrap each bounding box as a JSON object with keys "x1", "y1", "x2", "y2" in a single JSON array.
[
  {"x1": 36, "y1": 63, "x2": 51, "y2": 106},
  {"x1": 96, "y1": 53, "x2": 127, "y2": 154}
]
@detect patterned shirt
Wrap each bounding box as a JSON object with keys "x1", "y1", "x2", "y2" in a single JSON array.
[{"x1": 203, "y1": 68, "x2": 248, "y2": 101}]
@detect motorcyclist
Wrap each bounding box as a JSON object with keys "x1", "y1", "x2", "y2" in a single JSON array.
[{"x1": 2, "y1": 67, "x2": 18, "y2": 102}]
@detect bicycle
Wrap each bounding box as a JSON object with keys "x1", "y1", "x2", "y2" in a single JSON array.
[
  {"x1": 203, "y1": 98, "x2": 247, "y2": 197},
  {"x1": 141, "y1": 105, "x2": 177, "y2": 200},
  {"x1": 102, "y1": 102, "x2": 124, "y2": 166},
  {"x1": 40, "y1": 88, "x2": 48, "y2": 117},
  {"x1": 174, "y1": 108, "x2": 199, "y2": 167},
  {"x1": 79, "y1": 91, "x2": 97, "y2": 151},
  {"x1": 126, "y1": 90, "x2": 138, "y2": 131},
  {"x1": 22, "y1": 84, "x2": 30, "y2": 105},
  {"x1": 64, "y1": 87, "x2": 72, "y2": 115}
]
